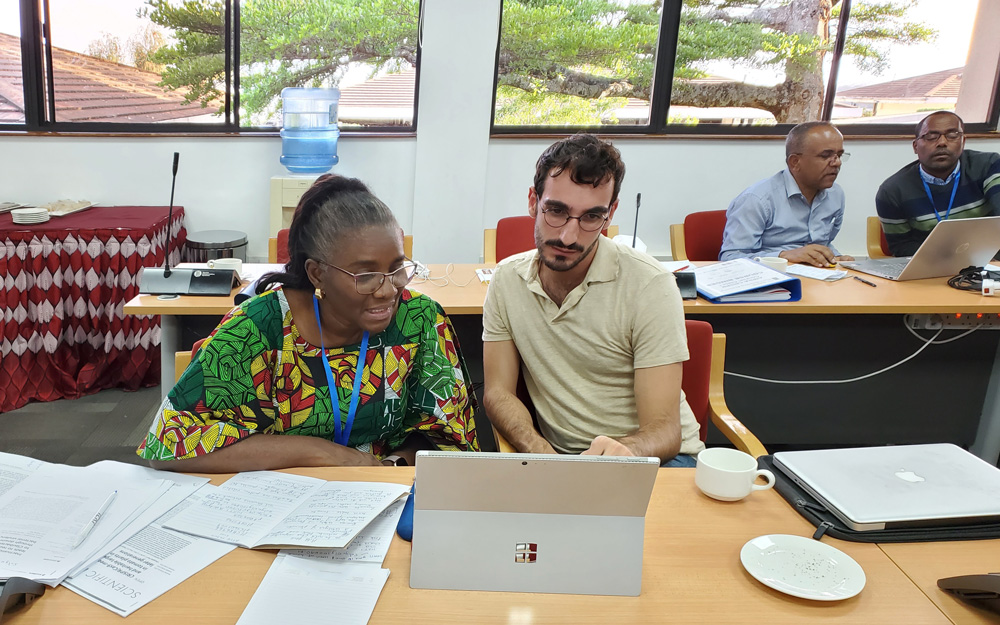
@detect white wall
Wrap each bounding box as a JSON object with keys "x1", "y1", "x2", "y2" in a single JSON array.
[{"x1": 1, "y1": 0, "x2": 998, "y2": 262}]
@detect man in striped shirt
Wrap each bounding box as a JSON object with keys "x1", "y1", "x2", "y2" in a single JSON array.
[{"x1": 875, "y1": 111, "x2": 1000, "y2": 257}]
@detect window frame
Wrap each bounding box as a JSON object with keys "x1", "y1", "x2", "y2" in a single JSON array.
[
  {"x1": 2, "y1": 0, "x2": 423, "y2": 135},
  {"x1": 489, "y1": 0, "x2": 1000, "y2": 137}
]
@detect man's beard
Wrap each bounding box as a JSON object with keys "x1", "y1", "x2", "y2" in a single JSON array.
[{"x1": 536, "y1": 237, "x2": 598, "y2": 272}]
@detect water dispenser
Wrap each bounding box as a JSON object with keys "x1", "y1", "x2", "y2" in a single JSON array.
[{"x1": 279, "y1": 87, "x2": 341, "y2": 174}]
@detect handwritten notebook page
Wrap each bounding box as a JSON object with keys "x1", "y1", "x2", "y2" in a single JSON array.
[
  {"x1": 281, "y1": 499, "x2": 405, "y2": 564},
  {"x1": 163, "y1": 472, "x2": 323, "y2": 547},
  {"x1": 256, "y1": 481, "x2": 409, "y2": 549}
]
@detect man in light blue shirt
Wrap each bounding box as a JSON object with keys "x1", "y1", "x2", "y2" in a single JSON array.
[{"x1": 719, "y1": 121, "x2": 855, "y2": 267}]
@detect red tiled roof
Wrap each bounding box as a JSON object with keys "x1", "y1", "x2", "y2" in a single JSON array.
[
  {"x1": 0, "y1": 32, "x2": 220, "y2": 124},
  {"x1": 837, "y1": 68, "x2": 963, "y2": 99},
  {"x1": 338, "y1": 67, "x2": 415, "y2": 109}
]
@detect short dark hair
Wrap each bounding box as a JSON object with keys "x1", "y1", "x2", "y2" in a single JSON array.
[
  {"x1": 915, "y1": 111, "x2": 964, "y2": 138},
  {"x1": 785, "y1": 121, "x2": 837, "y2": 159},
  {"x1": 257, "y1": 174, "x2": 398, "y2": 293},
  {"x1": 533, "y1": 134, "x2": 625, "y2": 204}
]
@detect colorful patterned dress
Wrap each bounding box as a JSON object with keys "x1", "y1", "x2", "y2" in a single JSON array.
[{"x1": 137, "y1": 287, "x2": 478, "y2": 461}]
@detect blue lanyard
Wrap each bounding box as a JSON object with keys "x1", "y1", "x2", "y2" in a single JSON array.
[
  {"x1": 921, "y1": 169, "x2": 960, "y2": 222},
  {"x1": 312, "y1": 295, "x2": 369, "y2": 447}
]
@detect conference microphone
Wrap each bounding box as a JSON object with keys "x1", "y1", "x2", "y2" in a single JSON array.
[
  {"x1": 163, "y1": 152, "x2": 179, "y2": 277},
  {"x1": 139, "y1": 152, "x2": 239, "y2": 297}
]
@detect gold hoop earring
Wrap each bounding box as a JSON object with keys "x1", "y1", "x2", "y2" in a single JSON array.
[{"x1": 314, "y1": 287, "x2": 325, "y2": 300}]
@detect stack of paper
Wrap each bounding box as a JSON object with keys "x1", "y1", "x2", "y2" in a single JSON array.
[
  {"x1": 64, "y1": 484, "x2": 235, "y2": 617},
  {"x1": 0, "y1": 454, "x2": 208, "y2": 588}
]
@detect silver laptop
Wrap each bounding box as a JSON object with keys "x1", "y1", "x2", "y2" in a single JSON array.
[
  {"x1": 773, "y1": 444, "x2": 1000, "y2": 531},
  {"x1": 840, "y1": 216, "x2": 1000, "y2": 281},
  {"x1": 409, "y1": 451, "x2": 659, "y2": 596}
]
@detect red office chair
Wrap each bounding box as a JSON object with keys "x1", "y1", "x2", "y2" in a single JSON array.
[
  {"x1": 669, "y1": 210, "x2": 728, "y2": 261},
  {"x1": 493, "y1": 319, "x2": 766, "y2": 457}
]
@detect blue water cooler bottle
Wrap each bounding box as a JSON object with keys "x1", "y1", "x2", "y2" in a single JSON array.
[{"x1": 279, "y1": 87, "x2": 341, "y2": 174}]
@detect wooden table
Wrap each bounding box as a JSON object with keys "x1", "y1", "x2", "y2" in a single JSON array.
[
  {"x1": 7, "y1": 467, "x2": 965, "y2": 625},
  {"x1": 879, "y1": 540, "x2": 1000, "y2": 625}
]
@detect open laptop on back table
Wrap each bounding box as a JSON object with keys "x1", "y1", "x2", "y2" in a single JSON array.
[
  {"x1": 409, "y1": 451, "x2": 659, "y2": 596},
  {"x1": 773, "y1": 444, "x2": 1000, "y2": 531},
  {"x1": 840, "y1": 215, "x2": 1000, "y2": 281}
]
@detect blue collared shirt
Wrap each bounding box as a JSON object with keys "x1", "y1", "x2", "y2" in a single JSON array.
[
  {"x1": 719, "y1": 169, "x2": 845, "y2": 261},
  {"x1": 919, "y1": 160, "x2": 961, "y2": 186}
]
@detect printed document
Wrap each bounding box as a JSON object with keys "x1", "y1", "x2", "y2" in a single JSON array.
[
  {"x1": 236, "y1": 556, "x2": 389, "y2": 625},
  {"x1": 164, "y1": 472, "x2": 409, "y2": 548},
  {"x1": 64, "y1": 485, "x2": 236, "y2": 617},
  {"x1": 694, "y1": 259, "x2": 791, "y2": 300}
]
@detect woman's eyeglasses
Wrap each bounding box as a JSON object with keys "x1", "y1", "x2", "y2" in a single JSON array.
[{"x1": 317, "y1": 260, "x2": 418, "y2": 294}]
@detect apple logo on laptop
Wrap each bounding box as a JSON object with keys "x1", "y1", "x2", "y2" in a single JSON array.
[{"x1": 895, "y1": 468, "x2": 925, "y2": 483}]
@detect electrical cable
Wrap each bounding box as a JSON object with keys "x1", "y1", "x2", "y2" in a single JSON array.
[{"x1": 724, "y1": 322, "x2": 947, "y2": 385}]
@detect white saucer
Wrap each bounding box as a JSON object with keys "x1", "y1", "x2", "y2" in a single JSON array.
[{"x1": 740, "y1": 534, "x2": 866, "y2": 601}]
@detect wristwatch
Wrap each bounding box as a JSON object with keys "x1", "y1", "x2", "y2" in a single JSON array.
[{"x1": 382, "y1": 454, "x2": 408, "y2": 466}]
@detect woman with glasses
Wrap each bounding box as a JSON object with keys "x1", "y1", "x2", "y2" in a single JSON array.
[{"x1": 138, "y1": 175, "x2": 479, "y2": 472}]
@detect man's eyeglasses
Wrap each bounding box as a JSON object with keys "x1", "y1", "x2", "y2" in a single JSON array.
[
  {"x1": 317, "y1": 260, "x2": 418, "y2": 294},
  {"x1": 918, "y1": 130, "x2": 963, "y2": 143},
  {"x1": 541, "y1": 207, "x2": 609, "y2": 232},
  {"x1": 814, "y1": 150, "x2": 850, "y2": 163}
]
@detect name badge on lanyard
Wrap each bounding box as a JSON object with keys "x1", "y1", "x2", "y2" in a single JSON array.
[
  {"x1": 313, "y1": 295, "x2": 369, "y2": 447},
  {"x1": 922, "y1": 170, "x2": 960, "y2": 222}
]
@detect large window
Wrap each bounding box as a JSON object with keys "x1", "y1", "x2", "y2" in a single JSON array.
[
  {"x1": 493, "y1": 0, "x2": 1000, "y2": 134},
  {"x1": 1, "y1": 0, "x2": 420, "y2": 132}
]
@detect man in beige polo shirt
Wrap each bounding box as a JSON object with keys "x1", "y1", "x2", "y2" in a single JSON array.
[{"x1": 482, "y1": 134, "x2": 704, "y2": 466}]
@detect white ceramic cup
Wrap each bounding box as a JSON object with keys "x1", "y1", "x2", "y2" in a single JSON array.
[
  {"x1": 753, "y1": 256, "x2": 788, "y2": 273},
  {"x1": 695, "y1": 447, "x2": 775, "y2": 501},
  {"x1": 207, "y1": 257, "x2": 242, "y2": 274}
]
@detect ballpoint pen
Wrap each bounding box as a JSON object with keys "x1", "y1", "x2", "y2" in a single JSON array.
[
  {"x1": 73, "y1": 490, "x2": 117, "y2": 549},
  {"x1": 853, "y1": 275, "x2": 878, "y2": 288}
]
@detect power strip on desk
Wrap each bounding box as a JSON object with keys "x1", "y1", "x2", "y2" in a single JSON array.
[{"x1": 906, "y1": 313, "x2": 1000, "y2": 330}]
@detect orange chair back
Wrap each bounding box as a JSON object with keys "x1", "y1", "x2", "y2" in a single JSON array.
[{"x1": 683, "y1": 210, "x2": 727, "y2": 261}]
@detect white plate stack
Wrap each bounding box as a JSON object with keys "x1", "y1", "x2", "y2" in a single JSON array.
[{"x1": 11, "y1": 207, "x2": 50, "y2": 225}]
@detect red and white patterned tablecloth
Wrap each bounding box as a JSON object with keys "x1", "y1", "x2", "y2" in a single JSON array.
[{"x1": 0, "y1": 206, "x2": 186, "y2": 412}]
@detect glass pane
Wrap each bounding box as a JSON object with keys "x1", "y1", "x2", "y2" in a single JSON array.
[
  {"x1": 833, "y1": 0, "x2": 983, "y2": 126},
  {"x1": 670, "y1": 0, "x2": 846, "y2": 127},
  {"x1": 46, "y1": 0, "x2": 224, "y2": 124},
  {"x1": 493, "y1": 0, "x2": 660, "y2": 128},
  {"x1": 238, "y1": 0, "x2": 420, "y2": 128},
  {"x1": 0, "y1": 4, "x2": 25, "y2": 124}
]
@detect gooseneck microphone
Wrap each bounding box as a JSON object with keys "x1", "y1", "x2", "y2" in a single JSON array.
[
  {"x1": 163, "y1": 152, "x2": 179, "y2": 277},
  {"x1": 632, "y1": 192, "x2": 641, "y2": 249}
]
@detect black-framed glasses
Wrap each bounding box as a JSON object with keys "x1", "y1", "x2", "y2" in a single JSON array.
[
  {"x1": 317, "y1": 259, "x2": 418, "y2": 294},
  {"x1": 918, "y1": 130, "x2": 963, "y2": 142},
  {"x1": 541, "y1": 207, "x2": 609, "y2": 232}
]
